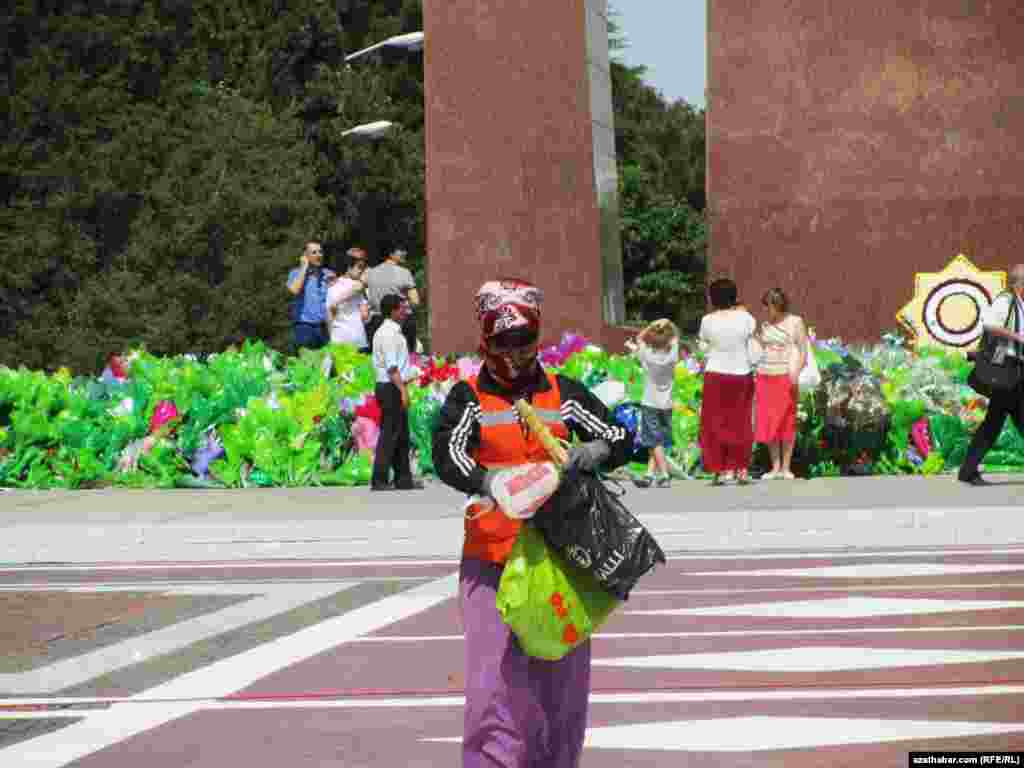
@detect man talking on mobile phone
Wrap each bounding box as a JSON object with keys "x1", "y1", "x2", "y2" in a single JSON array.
[{"x1": 285, "y1": 240, "x2": 335, "y2": 352}]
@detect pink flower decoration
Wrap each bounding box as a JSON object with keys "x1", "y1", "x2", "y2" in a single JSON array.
[
  {"x1": 910, "y1": 417, "x2": 931, "y2": 458},
  {"x1": 352, "y1": 416, "x2": 380, "y2": 454},
  {"x1": 149, "y1": 400, "x2": 179, "y2": 434}
]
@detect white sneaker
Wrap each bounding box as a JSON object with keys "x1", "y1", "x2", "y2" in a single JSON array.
[
  {"x1": 781, "y1": 471, "x2": 796, "y2": 480},
  {"x1": 762, "y1": 471, "x2": 779, "y2": 480}
]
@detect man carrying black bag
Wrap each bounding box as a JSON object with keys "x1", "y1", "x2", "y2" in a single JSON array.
[{"x1": 960, "y1": 264, "x2": 1024, "y2": 486}]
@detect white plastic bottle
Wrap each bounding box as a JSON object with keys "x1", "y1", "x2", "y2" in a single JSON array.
[{"x1": 488, "y1": 462, "x2": 561, "y2": 519}]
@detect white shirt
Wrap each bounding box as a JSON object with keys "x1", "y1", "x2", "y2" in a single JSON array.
[
  {"x1": 372, "y1": 318, "x2": 414, "y2": 384},
  {"x1": 699, "y1": 309, "x2": 757, "y2": 375},
  {"x1": 327, "y1": 277, "x2": 368, "y2": 348},
  {"x1": 983, "y1": 292, "x2": 1024, "y2": 358},
  {"x1": 636, "y1": 339, "x2": 679, "y2": 410}
]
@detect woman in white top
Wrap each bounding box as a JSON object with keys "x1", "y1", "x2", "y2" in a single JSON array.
[
  {"x1": 326, "y1": 259, "x2": 371, "y2": 352},
  {"x1": 755, "y1": 288, "x2": 808, "y2": 480},
  {"x1": 698, "y1": 278, "x2": 757, "y2": 485}
]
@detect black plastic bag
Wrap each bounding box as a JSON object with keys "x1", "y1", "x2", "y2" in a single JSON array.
[{"x1": 531, "y1": 467, "x2": 666, "y2": 600}]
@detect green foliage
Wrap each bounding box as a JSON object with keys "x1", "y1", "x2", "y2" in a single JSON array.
[{"x1": 618, "y1": 163, "x2": 707, "y2": 331}]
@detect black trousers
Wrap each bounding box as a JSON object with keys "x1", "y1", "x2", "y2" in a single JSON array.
[
  {"x1": 960, "y1": 368, "x2": 1024, "y2": 478},
  {"x1": 372, "y1": 382, "x2": 413, "y2": 488}
]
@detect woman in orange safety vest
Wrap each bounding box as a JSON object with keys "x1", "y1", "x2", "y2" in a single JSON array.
[{"x1": 432, "y1": 278, "x2": 633, "y2": 768}]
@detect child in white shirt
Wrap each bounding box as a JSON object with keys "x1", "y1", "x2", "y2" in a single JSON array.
[{"x1": 626, "y1": 319, "x2": 680, "y2": 488}]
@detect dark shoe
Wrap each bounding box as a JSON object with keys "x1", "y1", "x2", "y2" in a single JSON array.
[
  {"x1": 958, "y1": 473, "x2": 989, "y2": 487},
  {"x1": 394, "y1": 480, "x2": 425, "y2": 490},
  {"x1": 633, "y1": 474, "x2": 653, "y2": 488},
  {"x1": 370, "y1": 483, "x2": 396, "y2": 491},
  {"x1": 655, "y1": 475, "x2": 671, "y2": 488}
]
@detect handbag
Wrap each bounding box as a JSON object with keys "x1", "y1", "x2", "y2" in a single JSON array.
[
  {"x1": 792, "y1": 337, "x2": 821, "y2": 391},
  {"x1": 767, "y1": 318, "x2": 821, "y2": 392},
  {"x1": 968, "y1": 294, "x2": 1023, "y2": 398}
]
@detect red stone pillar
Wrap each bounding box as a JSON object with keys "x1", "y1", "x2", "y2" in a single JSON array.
[
  {"x1": 708, "y1": 0, "x2": 1024, "y2": 342},
  {"x1": 424, "y1": 0, "x2": 626, "y2": 355}
]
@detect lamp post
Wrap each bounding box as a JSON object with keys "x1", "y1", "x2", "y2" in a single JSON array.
[
  {"x1": 340, "y1": 120, "x2": 397, "y2": 139},
  {"x1": 344, "y1": 31, "x2": 424, "y2": 64}
]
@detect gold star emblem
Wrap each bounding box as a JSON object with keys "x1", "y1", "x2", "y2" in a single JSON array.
[{"x1": 897, "y1": 254, "x2": 1006, "y2": 350}]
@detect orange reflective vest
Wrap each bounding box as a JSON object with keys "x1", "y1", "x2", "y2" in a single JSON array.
[{"x1": 463, "y1": 372, "x2": 570, "y2": 564}]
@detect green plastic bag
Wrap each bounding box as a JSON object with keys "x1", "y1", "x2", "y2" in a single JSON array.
[
  {"x1": 496, "y1": 525, "x2": 619, "y2": 661},
  {"x1": 929, "y1": 414, "x2": 971, "y2": 469},
  {"x1": 409, "y1": 396, "x2": 441, "y2": 476}
]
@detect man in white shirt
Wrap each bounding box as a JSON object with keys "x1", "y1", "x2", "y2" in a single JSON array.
[
  {"x1": 370, "y1": 294, "x2": 422, "y2": 491},
  {"x1": 959, "y1": 264, "x2": 1024, "y2": 486}
]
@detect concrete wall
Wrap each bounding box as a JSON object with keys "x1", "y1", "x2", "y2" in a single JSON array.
[
  {"x1": 424, "y1": 0, "x2": 625, "y2": 354},
  {"x1": 708, "y1": 0, "x2": 1024, "y2": 341}
]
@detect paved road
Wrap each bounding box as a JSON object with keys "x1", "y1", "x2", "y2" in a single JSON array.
[
  {"x1": 2, "y1": 474, "x2": 1023, "y2": 564},
  {"x1": 2, "y1": 543, "x2": 1024, "y2": 766}
]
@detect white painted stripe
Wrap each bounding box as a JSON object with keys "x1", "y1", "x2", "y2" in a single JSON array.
[
  {"x1": 5, "y1": 580, "x2": 1024, "y2": 595},
  {"x1": 0, "y1": 712, "x2": 81, "y2": 720},
  {"x1": 0, "y1": 574, "x2": 460, "y2": 768},
  {"x1": 0, "y1": 582, "x2": 356, "y2": 694},
  {"x1": 632, "y1": 582, "x2": 1024, "y2": 594},
  {"x1": 663, "y1": 545, "x2": 1024, "y2": 560},
  {"x1": 346, "y1": 625, "x2": 1024, "y2": 642},
  {"x1": 0, "y1": 559, "x2": 461, "y2": 572},
  {"x1": 628, "y1": 596, "x2": 1024, "y2": 618},
  {"x1": 4, "y1": 684, "x2": 1024, "y2": 711},
  {"x1": 577, "y1": 716, "x2": 1024, "y2": 752},
  {"x1": 0, "y1": 577, "x2": 431, "y2": 590},
  {"x1": 688, "y1": 563, "x2": 1024, "y2": 578},
  {"x1": 2, "y1": 701, "x2": 200, "y2": 767},
  {"x1": 592, "y1": 647, "x2": 1024, "y2": 672},
  {"x1": 3, "y1": 545, "x2": 1024, "y2": 572},
  {"x1": 9, "y1": 580, "x2": 1024, "y2": 597}
]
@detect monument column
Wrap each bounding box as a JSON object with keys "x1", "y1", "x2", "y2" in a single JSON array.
[{"x1": 424, "y1": 0, "x2": 625, "y2": 355}]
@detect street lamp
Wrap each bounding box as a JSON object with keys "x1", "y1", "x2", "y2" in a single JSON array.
[
  {"x1": 344, "y1": 31, "x2": 424, "y2": 63},
  {"x1": 340, "y1": 120, "x2": 397, "y2": 139}
]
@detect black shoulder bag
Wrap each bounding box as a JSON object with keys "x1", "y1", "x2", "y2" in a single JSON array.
[{"x1": 968, "y1": 293, "x2": 1022, "y2": 398}]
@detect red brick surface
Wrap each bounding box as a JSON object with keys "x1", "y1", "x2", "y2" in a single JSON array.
[
  {"x1": 424, "y1": 0, "x2": 609, "y2": 355},
  {"x1": 708, "y1": 0, "x2": 1024, "y2": 341}
]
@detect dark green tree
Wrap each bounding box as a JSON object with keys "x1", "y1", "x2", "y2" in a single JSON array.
[{"x1": 1, "y1": 0, "x2": 702, "y2": 371}]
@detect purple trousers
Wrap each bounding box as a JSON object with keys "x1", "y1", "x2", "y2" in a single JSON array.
[{"x1": 460, "y1": 557, "x2": 591, "y2": 768}]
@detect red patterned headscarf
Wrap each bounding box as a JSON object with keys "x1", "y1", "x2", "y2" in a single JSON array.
[{"x1": 475, "y1": 279, "x2": 543, "y2": 387}]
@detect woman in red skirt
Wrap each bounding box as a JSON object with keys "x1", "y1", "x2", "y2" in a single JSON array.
[
  {"x1": 698, "y1": 278, "x2": 758, "y2": 485},
  {"x1": 755, "y1": 288, "x2": 808, "y2": 480}
]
